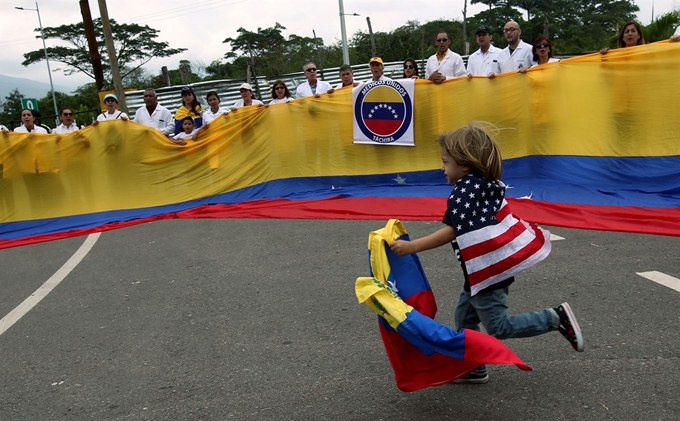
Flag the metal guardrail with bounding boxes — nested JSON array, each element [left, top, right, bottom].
[[122, 60, 429, 116]]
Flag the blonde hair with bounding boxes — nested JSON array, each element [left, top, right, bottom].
[[437, 122, 503, 181]]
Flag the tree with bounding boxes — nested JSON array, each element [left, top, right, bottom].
[[0, 89, 25, 127], [643, 11, 680, 43], [223, 23, 289, 78], [22, 19, 186, 87]]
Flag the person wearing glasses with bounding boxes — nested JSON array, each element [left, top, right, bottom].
[[424, 32, 466, 84], [402, 58, 420, 79], [133, 88, 174, 137], [498, 21, 533, 73], [53, 107, 82, 134], [466, 26, 502, 78], [335, 64, 360, 88], [366, 57, 392, 83], [270, 80, 293, 104], [528, 37, 559, 68], [295, 61, 334, 99]]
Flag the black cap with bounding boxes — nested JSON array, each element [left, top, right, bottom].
[[181, 86, 194, 94], [476, 26, 492, 35]]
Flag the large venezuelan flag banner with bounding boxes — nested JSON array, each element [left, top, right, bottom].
[[1, 41, 679, 248], [355, 219, 531, 392]]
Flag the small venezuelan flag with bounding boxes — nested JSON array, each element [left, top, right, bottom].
[[355, 219, 532, 392]]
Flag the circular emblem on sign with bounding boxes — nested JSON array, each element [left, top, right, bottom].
[[354, 81, 413, 144]]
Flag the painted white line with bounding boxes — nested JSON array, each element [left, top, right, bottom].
[[550, 234, 565, 241], [636, 271, 680, 293], [0, 233, 101, 336]]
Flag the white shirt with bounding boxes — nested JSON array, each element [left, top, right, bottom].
[[498, 40, 534, 73], [231, 99, 264, 109], [334, 82, 356, 89], [425, 49, 466, 79], [364, 75, 393, 84], [14, 125, 48, 134], [269, 97, 292, 104], [295, 80, 333, 99], [202, 107, 229, 125], [134, 103, 174, 136], [674, 26, 680, 36], [466, 45, 502, 76], [53, 123, 82, 134], [530, 57, 560, 68], [173, 128, 198, 141], [97, 110, 129, 122]]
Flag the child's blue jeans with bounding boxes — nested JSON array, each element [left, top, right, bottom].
[[454, 285, 559, 338]]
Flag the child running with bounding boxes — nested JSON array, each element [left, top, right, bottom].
[[389, 122, 583, 384]]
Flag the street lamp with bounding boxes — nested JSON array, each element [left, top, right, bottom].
[[15, 2, 60, 126], [338, 0, 360, 65]]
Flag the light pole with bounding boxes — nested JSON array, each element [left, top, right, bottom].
[[15, 2, 60, 126], [338, 0, 359, 65]]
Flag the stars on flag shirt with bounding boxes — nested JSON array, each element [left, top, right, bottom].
[[442, 174, 552, 296]]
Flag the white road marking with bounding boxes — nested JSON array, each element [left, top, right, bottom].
[[0, 233, 101, 336], [550, 234, 565, 241], [636, 271, 680, 293]]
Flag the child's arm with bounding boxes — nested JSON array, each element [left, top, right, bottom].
[[389, 225, 456, 256]]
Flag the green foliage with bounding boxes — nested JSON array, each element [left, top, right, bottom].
[[21, 18, 186, 87], [643, 11, 680, 43], [0, 89, 25, 127]]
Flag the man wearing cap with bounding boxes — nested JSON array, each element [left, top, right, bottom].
[[425, 31, 466, 84], [295, 61, 334, 99], [498, 20, 533, 73], [95, 94, 129, 123], [231, 83, 264, 110], [365, 57, 392, 83], [133, 88, 174, 136], [53, 107, 82, 134], [466, 26, 502, 78]]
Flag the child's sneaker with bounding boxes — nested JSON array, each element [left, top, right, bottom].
[[453, 365, 489, 384], [555, 302, 584, 352]]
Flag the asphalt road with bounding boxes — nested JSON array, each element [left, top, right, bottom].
[[1, 219, 678, 421]]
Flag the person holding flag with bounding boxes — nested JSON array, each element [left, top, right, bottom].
[[389, 121, 584, 384]]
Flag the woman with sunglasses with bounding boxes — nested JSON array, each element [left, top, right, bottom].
[[174, 86, 204, 134], [402, 59, 420, 79], [530, 37, 559, 67], [270, 80, 292, 104], [518, 37, 559, 73]]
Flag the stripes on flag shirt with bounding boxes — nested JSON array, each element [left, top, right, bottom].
[[442, 174, 552, 296]]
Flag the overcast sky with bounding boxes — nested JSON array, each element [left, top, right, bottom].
[[1, 0, 677, 91]]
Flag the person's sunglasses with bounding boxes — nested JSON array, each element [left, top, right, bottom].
[[504, 28, 519, 33], [62, 113, 74, 116], [537, 43, 550, 48], [275, 86, 285, 90], [404, 64, 415, 69], [436, 38, 448, 42], [305, 68, 317, 72]]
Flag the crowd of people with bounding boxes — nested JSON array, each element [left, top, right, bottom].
[[2, 19, 678, 141]]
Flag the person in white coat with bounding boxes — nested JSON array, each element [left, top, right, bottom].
[[425, 31, 466, 84], [295, 61, 334, 99], [466, 26, 502, 78], [133, 88, 174, 136], [497, 21, 533, 74]]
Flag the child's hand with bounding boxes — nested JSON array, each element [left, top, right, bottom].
[[389, 240, 413, 256]]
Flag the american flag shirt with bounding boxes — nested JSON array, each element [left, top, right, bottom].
[[442, 174, 552, 296]]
